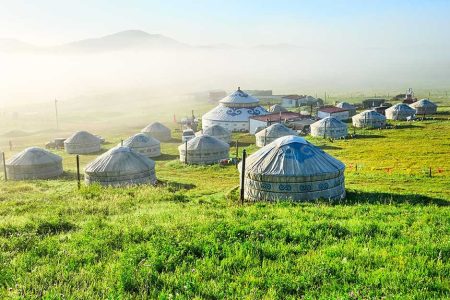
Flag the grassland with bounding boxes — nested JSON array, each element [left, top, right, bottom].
[[0, 94, 449, 299]]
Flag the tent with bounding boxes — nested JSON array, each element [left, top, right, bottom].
[[255, 123, 297, 147], [178, 135, 229, 164], [385, 103, 416, 120], [268, 104, 288, 113], [239, 135, 345, 201], [336, 102, 357, 117], [410, 99, 438, 115], [141, 122, 171, 142], [202, 87, 268, 132], [6, 147, 63, 180], [64, 131, 101, 154], [352, 110, 386, 128], [120, 133, 161, 158], [310, 117, 348, 138], [85, 146, 156, 187], [198, 124, 232, 143]]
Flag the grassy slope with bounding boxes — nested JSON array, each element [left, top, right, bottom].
[[0, 97, 449, 299]]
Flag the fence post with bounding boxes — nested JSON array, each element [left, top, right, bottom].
[[429, 167, 432, 178], [240, 149, 247, 205], [355, 163, 358, 173], [76, 155, 81, 189], [2, 152, 7, 181]]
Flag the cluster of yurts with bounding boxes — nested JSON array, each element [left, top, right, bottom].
[[3, 89, 438, 201]]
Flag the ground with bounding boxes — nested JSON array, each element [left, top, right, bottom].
[[0, 93, 449, 299]]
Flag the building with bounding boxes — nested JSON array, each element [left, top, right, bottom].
[[64, 131, 102, 154], [6, 147, 63, 180], [202, 87, 268, 132], [310, 117, 348, 139], [352, 110, 386, 128], [317, 106, 350, 121], [410, 99, 438, 116], [197, 124, 231, 144], [121, 133, 161, 158], [335, 102, 357, 117], [245, 90, 273, 97], [85, 146, 156, 187], [178, 135, 229, 165], [362, 98, 386, 108], [385, 103, 416, 120], [249, 112, 305, 134], [281, 95, 320, 108], [238, 135, 346, 202], [141, 122, 172, 142], [255, 123, 297, 147], [268, 104, 288, 113]]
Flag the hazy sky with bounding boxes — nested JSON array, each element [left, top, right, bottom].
[[1, 0, 450, 48]]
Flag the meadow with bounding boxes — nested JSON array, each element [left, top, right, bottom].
[[0, 93, 449, 299]]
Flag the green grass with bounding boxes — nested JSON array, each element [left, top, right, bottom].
[[0, 98, 449, 299]]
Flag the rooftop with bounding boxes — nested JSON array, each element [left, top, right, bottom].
[[318, 106, 348, 113], [250, 112, 306, 122]]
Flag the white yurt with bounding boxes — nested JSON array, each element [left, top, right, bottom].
[[178, 135, 230, 165], [239, 135, 345, 201], [336, 102, 357, 117], [310, 117, 348, 139], [64, 131, 101, 154], [141, 122, 171, 142], [202, 87, 268, 132], [120, 133, 161, 158], [268, 104, 288, 113], [385, 103, 416, 120], [352, 110, 387, 128], [197, 124, 232, 143], [410, 99, 438, 115], [255, 123, 297, 147], [85, 146, 156, 187], [6, 147, 63, 180]]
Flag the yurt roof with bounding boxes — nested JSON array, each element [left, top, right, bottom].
[[336, 102, 356, 109], [178, 135, 230, 151], [219, 87, 260, 105], [386, 103, 416, 113], [242, 135, 345, 177], [203, 124, 231, 136], [311, 117, 347, 129], [410, 99, 437, 108], [122, 133, 160, 148], [255, 123, 296, 138], [353, 110, 386, 120], [65, 131, 100, 144], [269, 104, 288, 113], [202, 103, 268, 122], [141, 122, 170, 133], [7, 147, 62, 166], [85, 146, 155, 175]]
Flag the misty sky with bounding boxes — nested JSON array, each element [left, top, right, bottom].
[[1, 0, 450, 48]]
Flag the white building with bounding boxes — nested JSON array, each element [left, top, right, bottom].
[[202, 87, 268, 132], [317, 107, 350, 121], [281, 95, 320, 108], [249, 112, 304, 134]]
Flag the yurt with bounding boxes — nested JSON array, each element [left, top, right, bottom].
[[6, 147, 63, 180], [268, 104, 288, 113], [255, 123, 297, 147], [352, 110, 386, 128], [239, 135, 345, 201], [141, 122, 171, 142], [202, 87, 268, 132], [85, 146, 156, 187], [64, 131, 101, 154], [178, 135, 229, 165], [197, 124, 232, 143], [336, 102, 357, 117], [385, 103, 416, 120], [410, 99, 438, 115], [310, 117, 348, 139], [120, 133, 161, 158]]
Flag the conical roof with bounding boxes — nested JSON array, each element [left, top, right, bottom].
[[65, 131, 100, 144], [410, 99, 437, 109], [269, 104, 288, 113], [255, 123, 297, 139], [178, 135, 230, 152], [386, 103, 415, 114], [353, 110, 386, 121], [219, 87, 260, 106], [202, 124, 231, 137], [141, 122, 170, 134], [336, 102, 356, 110], [242, 136, 345, 180], [85, 146, 155, 175], [121, 133, 160, 148], [7, 147, 62, 166]]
